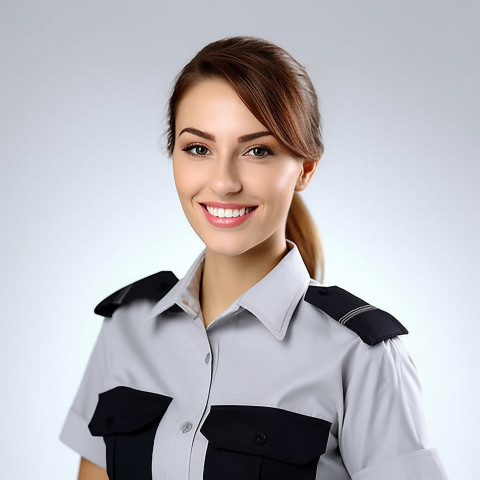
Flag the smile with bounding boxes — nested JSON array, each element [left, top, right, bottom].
[[200, 203, 258, 228], [205, 205, 256, 218]]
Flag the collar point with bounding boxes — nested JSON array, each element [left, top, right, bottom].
[[270, 326, 288, 341]]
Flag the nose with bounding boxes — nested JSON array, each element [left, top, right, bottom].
[[209, 155, 242, 196]]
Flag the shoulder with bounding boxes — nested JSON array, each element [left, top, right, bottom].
[[94, 270, 179, 317], [303, 284, 408, 345]]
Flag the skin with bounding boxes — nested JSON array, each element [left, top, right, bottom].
[[77, 77, 318, 479], [77, 457, 108, 480], [172, 78, 318, 327]]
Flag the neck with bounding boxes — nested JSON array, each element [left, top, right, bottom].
[[199, 235, 290, 328]]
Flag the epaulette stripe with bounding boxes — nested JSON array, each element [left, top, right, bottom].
[[113, 283, 134, 305], [339, 304, 377, 325]]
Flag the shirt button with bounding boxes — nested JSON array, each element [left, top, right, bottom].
[[180, 421, 193, 433], [204, 352, 211, 364], [255, 433, 268, 445]]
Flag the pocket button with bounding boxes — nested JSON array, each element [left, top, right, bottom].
[[105, 416, 115, 429], [255, 432, 268, 445]]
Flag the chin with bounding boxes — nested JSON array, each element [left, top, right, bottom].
[[203, 238, 256, 257], [187, 214, 274, 257], [195, 230, 260, 257]]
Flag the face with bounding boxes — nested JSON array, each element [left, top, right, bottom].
[[172, 78, 317, 257]]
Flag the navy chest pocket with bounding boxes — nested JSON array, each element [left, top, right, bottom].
[[88, 386, 173, 480], [200, 405, 331, 480]]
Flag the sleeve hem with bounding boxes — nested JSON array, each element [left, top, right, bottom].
[[351, 447, 449, 480], [59, 408, 107, 470]]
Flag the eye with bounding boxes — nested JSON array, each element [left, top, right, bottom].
[[245, 145, 274, 158], [181, 144, 210, 156]]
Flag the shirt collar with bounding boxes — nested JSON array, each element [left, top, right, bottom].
[[144, 247, 206, 321], [145, 239, 311, 341]]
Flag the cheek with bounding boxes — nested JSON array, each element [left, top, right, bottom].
[[250, 161, 300, 205], [172, 157, 197, 200]]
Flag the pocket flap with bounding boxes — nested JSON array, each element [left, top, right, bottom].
[[200, 405, 331, 465], [88, 386, 173, 436]]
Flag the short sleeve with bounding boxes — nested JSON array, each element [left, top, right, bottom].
[[339, 336, 449, 480], [59, 317, 112, 469]]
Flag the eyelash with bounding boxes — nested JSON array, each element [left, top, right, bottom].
[[181, 143, 275, 158]]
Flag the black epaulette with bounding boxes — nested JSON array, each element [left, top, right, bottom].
[[94, 271, 179, 318], [304, 285, 408, 345]]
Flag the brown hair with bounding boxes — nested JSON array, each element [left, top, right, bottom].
[[165, 36, 325, 281]]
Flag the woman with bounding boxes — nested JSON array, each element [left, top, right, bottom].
[[60, 36, 449, 480]]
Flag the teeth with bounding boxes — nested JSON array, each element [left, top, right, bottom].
[[205, 205, 255, 218]]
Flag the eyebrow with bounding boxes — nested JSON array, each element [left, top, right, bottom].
[[178, 127, 273, 143]]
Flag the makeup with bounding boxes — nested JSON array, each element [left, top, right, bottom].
[[200, 203, 258, 228]]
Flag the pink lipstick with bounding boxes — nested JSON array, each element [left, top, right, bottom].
[[200, 202, 258, 228]]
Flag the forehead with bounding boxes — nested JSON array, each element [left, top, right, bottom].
[[175, 78, 267, 133]]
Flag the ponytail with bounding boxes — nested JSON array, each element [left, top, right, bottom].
[[286, 192, 324, 282]]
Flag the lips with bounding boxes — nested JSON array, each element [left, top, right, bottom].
[[200, 203, 258, 218], [199, 202, 258, 228]]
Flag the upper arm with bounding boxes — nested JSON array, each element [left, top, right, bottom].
[[339, 337, 449, 479], [60, 318, 113, 469]]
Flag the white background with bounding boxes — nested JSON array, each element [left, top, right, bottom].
[[1, 0, 478, 478]]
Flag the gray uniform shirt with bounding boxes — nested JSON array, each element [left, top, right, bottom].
[[60, 240, 449, 479]]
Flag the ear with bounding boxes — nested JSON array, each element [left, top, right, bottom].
[[295, 158, 319, 192]]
